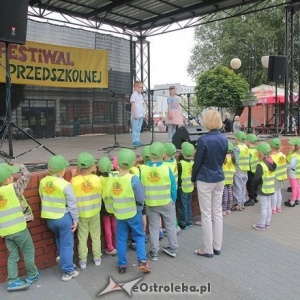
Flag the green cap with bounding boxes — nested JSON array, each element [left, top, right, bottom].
[[270, 138, 281, 149], [149, 142, 165, 159], [181, 142, 194, 157], [164, 142, 177, 156], [0, 163, 19, 183], [117, 149, 136, 169], [246, 134, 257, 143], [141, 145, 151, 161], [98, 157, 112, 173], [235, 131, 247, 142], [228, 142, 234, 152], [255, 142, 271, 155], [288, 137, 300, 146], [48, 155, 69, 173], [77, 152, 95, 169]]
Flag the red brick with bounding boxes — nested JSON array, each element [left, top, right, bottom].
[[24, 189, 39, 198], [30, 226, 49, 235], [34, 238, 56, 249], [0, 250, 8, 259], [34, 247, 44, 256], [44, 244, 58, 254], [31, 233, 42, 242], [42, 231, 55, 239]]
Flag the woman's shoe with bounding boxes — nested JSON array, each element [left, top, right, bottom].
[[194, 249, 213, 258]]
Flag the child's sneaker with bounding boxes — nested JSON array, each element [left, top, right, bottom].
[[162, 247, 177, 258], [222, 211, 227, 216], [106, 249, 117, 255], [25, 270, 41, 284], [179, 223, 188, 230], [265, 224, 270, 229], [272, 209, 277, 214], [94, 258, 101, 266], [148, 251, 159, 261], [129, 242, 136, 251], [226, 210, 231, 215], [61, 270, 79, 282], [118, 266, 127, 274], [186, 223, 192, 228], [252, 224, 266, 231], [176, 226, 181, 234], [79, 261, 87, 269], [159, 228, 164, 240], [138, 261, 151, 273], [276, 207, 281, 213], [284, 200, 295, 207], [295, 200, 300, 205], [7, 279, 30, 291], [56, 255, 60, 263]]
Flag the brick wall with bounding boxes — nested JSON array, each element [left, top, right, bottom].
[[0, 163, 201, 283]]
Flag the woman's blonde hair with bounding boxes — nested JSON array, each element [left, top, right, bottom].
[[224, 112, 230, 119], [203, 110, 223, 130]]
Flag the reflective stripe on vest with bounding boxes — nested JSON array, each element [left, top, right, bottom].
[[100, 175, 113, 214], [237, 144, 250, 171], [164, 160, 178, 183], [107, 173, 137, 220], [180, 160, 194, 193], [249, 148, 259, 173], [271, 152, 287, 180], [260, 162, 275, 194], [0, 184, 26, 237], [40, 176, 68, 219], [72, 174, 102, 218], [141, 164, 171, 206], [222, 154, 236, 185]]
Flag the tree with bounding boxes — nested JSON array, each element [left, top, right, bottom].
[[188, 3, 286, 88], [195, 65, 248, 116]]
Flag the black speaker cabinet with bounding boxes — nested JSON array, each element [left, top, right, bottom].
[[268, 55, 287, 83], [0, 0, 29, 45], [172, 126, 203, 149]]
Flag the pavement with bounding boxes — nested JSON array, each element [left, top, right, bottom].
[[1, 131, 300, 299]]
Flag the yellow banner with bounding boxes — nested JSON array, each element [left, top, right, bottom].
[[0, 41, 108, 88]]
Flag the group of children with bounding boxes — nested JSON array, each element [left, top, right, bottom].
[[0, 140, 196, 291], [226, 130, 298, 231]]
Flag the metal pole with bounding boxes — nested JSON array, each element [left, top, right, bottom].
[[247, 48, 254, 133]]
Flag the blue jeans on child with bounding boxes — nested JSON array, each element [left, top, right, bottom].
[[131, 117, 144, 144], [116, 211, 146, 266], [46, 212, 75, 273], [178, 190, 192, 226]]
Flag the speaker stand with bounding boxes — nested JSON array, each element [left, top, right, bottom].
[[0, 42, 55, 161]]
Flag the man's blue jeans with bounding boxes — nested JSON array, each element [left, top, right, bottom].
[[178, 190, 193, 226], [131, 117, 144, 144]]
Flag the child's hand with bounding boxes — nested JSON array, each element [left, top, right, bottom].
[[71, 222, 78, 233]]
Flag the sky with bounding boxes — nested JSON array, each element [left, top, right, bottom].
[[147, 27, 196, 88]]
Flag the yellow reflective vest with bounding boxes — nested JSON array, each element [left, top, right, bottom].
[[249, 148, 259, 173], [100, 174, 113, 214], [107, 173, 137, 220], [179, 160, 194, 193], [164, 159, 178, 184], [236, 144, 250, 171], [290, 153, 300, 179], [222, 154, 236, 185], [271, 152, 287, 180], [0, 184, 26, 237], [141, 164, 171, 206], [130, 166, 140, 176], [260, 162, 275, 194], [40, 176, 68, 219], [72, 174, 102, 218]]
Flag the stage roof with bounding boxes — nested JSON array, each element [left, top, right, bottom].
[[28, 0, 290, 36]]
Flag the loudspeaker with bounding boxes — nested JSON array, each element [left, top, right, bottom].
[[172, 126, 203, 149], [0, 0, 29, 45], [267, 55, 287, 83]]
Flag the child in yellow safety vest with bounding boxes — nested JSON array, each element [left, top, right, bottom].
[[245, 134, 259, 207], [270, 138, 288, 213], [98, 156, 117, 256], [0, 163, 40, 291], [285, 137, 300, 207], [71, 152, 102, 269], [252, 142, 277, 230], [222, 142, 236, 216], [39, 155, 79, 282], [106, 149, 151, 274], [140, 142, 178, 261], [177, 142, 195, 229], [232, 131, 250, 211], [163, 142, 181, 234]]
